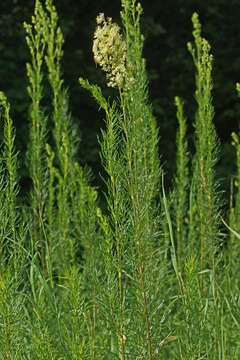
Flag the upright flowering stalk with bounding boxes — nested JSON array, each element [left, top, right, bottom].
[[80, 1, 161, 358], [81, 16, 129, 358]]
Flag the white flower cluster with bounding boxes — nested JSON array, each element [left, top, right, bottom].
[[93, 13, 127, 88]]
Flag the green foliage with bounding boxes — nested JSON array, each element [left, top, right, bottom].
[[188, 12, 220, 293], [0, 0, 239, 359], [81, 2, 164, 358], [173, 96, 189, 271]]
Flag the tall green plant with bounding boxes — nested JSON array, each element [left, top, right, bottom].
[[80, 0, 163, 358], [176, 13, 223, 359], [0, 93, 19, 270], [188, 13, 220, 298], [24, 0, 48, 265], [0, 92, 29, 360], [1, 0, 239, 358], [120, 3, 162, 357], [22, 1, 101, 358]]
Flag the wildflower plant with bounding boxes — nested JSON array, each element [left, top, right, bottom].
[[81, 1, 164, 358], [0, 0, 239, 359]]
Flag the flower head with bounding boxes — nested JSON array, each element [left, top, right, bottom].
[[93, 13, 127, 88]]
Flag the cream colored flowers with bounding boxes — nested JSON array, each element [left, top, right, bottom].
[[93, 13, 127, 88]]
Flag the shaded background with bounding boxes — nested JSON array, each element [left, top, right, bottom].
[[0, 0, 239, 201]]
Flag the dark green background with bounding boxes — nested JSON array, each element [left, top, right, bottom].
[[0, 0, 239, 198]]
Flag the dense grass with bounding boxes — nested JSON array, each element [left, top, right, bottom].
[[0, 0, 239, 358]]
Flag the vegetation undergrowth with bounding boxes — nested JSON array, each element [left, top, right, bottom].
[[0, 0, 239, 358]]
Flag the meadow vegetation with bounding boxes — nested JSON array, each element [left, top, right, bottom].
[[0, 0, 240, 358]]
